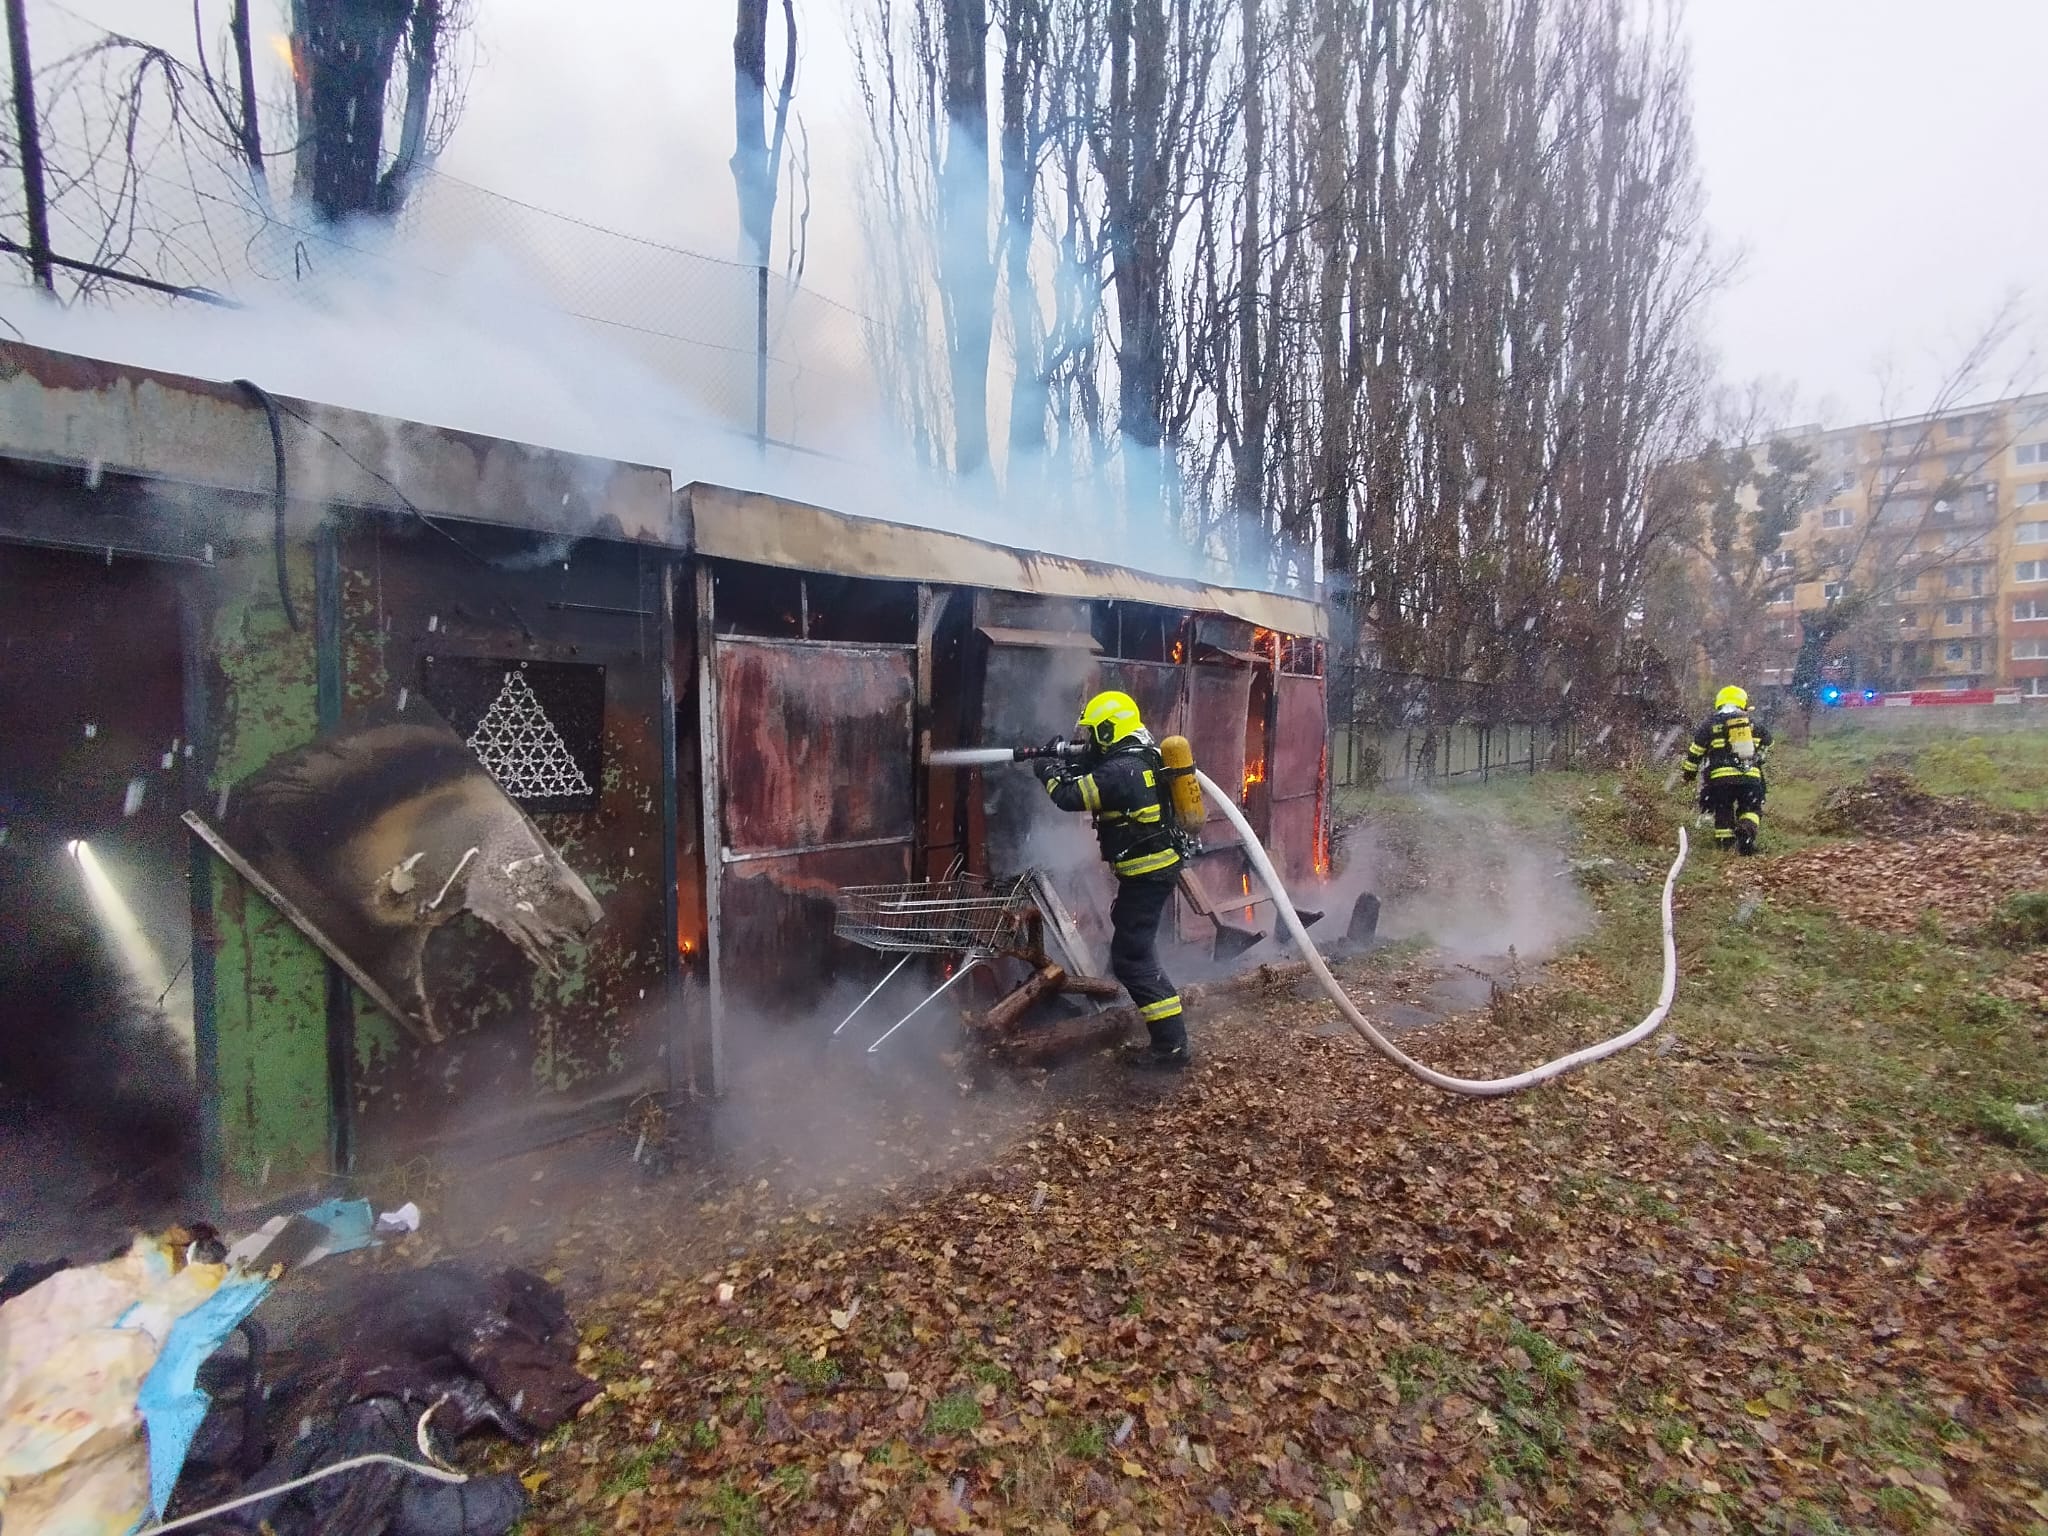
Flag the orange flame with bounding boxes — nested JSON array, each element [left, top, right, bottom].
[[1171, 637, 1186, 664], [1240, 870, 1254, 924], [269, 34, 307, 87]]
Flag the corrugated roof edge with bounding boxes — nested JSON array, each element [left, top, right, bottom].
[[0, 340, 678, 545], [683, 482, 1326, 638]]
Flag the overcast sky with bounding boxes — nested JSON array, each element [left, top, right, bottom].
[[64, 0, 2048, 428]]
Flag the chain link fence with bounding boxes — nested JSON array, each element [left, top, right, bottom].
[[1327, 662, 1584, 788], [1, 0, 876, 450]]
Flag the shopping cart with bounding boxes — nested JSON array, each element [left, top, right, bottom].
[[831, 868, 1110, 1053]]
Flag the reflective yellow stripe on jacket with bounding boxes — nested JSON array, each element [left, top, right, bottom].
[[1114, 848, 1181, 878]]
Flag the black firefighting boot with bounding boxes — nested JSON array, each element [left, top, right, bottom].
[[1736, 812, 1761, 856], [1122, 1017, 1190, 1072]]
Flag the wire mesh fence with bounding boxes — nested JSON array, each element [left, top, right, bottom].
[[0, 0, 877, 450], [1326, 663, 1581, 788]]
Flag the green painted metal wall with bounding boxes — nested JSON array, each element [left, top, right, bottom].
[[199, 545, 333, 1192]]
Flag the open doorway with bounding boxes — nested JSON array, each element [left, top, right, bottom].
[[0, 543, 194, 1263]]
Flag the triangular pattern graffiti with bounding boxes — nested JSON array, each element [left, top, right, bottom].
[[467, 669, 594, 800]]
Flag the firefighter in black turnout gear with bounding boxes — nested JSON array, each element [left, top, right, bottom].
[[1681, 684, 1773, 855], [1034, 691, 1190, 1070]]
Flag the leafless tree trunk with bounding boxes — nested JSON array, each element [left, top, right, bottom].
[[731, 0, 797, 268]]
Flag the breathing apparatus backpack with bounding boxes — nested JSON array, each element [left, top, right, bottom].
[[1157, 735, 1205, 859]]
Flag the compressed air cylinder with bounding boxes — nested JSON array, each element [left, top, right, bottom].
[[1158, 735, 1205, 831]]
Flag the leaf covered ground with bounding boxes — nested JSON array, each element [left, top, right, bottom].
[[480, 731, 2048, 1535]]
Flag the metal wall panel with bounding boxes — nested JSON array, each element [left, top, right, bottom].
[[1185, 665, 1252, 839], [1097, 659, 1184, 740], [341, 521, 671, 1165], [710, 638, 917, 1032], [1270, 675, 1327, 886], [715, 641, 914, 855]]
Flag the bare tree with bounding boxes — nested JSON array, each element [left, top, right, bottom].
[[731, 0, 798, 269]]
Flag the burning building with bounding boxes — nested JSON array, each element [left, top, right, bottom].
[[0, 343, 1329, 1210]]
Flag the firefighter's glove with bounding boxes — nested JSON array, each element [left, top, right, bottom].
[[1032, 757, 1063, 787]]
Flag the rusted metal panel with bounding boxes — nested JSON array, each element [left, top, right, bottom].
[[340, 520, 670, 1166], [1272, 676, 1326, 798], [1268, 798, 1322, 890], [0, 342, 678, 545], [1097, 659, 1184, 740], [714, 640, 914, 855], [719, 843, 913, 1022], [1270, 675, 1326, 886], [977, 626, 1100, 651], [1185, 665, 1252, 836], [685, 482, 1325, 637]]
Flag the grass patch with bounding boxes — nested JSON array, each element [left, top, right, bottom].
[[1062, 1421, 1107, 1459], [927, 1390, 984, 1435], [1988, 890, 2048, 949], [782, 1349, 840, 1389], [1977, 1100, 2048, 1161], [702, 1477, 762, 1536]]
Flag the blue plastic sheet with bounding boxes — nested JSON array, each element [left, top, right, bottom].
[[129, 1198, 376, 1524], [135, 1275, 271, 1520], [297, 1197, 377, 1259]]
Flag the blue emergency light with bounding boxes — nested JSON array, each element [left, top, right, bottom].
[[1821, 686, 1842, 705]]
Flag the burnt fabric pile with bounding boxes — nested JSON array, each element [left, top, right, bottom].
[[203, 1263, 598, 1536]]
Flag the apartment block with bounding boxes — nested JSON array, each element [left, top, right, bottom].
[[1747, 394, 2048, 697]]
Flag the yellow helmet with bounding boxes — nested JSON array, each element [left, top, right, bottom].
[[1715, 684, 1749, 711], [1077, 690, 1145, 749]]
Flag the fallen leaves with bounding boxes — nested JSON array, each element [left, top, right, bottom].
[[1760, 825, 2048, 938], [481, 767, 2048, 1534]]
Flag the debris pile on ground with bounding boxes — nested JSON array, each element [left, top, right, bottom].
[[1903, 1172, 2048, 1402], [1759, 827, 2048, 938], [180, 1261, 598, 1535], [1810, 767, 2030, 839]]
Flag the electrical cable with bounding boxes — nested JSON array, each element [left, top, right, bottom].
[[1192, 769, 1688, 1097], [231, 378, 298, 633], [140, 1400, 468, 1534]]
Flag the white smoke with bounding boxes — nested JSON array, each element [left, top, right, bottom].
[[0, 231, 1289, 593]]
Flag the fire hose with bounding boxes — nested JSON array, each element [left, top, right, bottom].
[[930, 746, 1688, 1097], [1191, 769, 1689, 1098]]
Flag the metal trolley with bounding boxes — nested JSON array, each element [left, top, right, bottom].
[[830, 872, 1043, 1053]]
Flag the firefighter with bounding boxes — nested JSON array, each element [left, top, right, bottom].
[[1680, 684, 1773, 855], [1033, 691, 1189, 1070]]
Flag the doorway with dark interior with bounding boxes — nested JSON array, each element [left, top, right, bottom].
[[0, 542, 196, 1266]]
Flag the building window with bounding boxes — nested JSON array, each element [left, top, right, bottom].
[[1946, 417, 1974, 439], [2024, 676, 2048, 698], [2020, 560, 2048, 583], [1821, 507, 1853, 530], [1763, 549, 1794, 572], [1971, 641, 1984, 668], [2018, 443, 2048, 467], [1899, 611, 1920, 628], [1945, 603, 1965, 625], [1769, 587, 1792, 606], [2019, 521, 2048, 544], [2018, 598, 2048, 622], [1823, 581, 1846, 600], [1944, 642, 1965, 662], [2020, 483, 2048, 505], [1946, 566, 1971, 589], [2015, 639, 2048, 661]]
